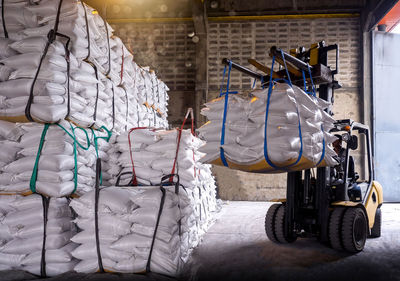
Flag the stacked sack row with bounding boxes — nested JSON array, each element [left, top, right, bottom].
[[0, 195, 77, 276], [0, 120, 111, 197], [0, 0, 169, 131], [0, 120, 110, 276], [69, 183, 192, 275], [0, 0, 218, 278], [198, 82, 339, 172], [105, 123, 219, 266]]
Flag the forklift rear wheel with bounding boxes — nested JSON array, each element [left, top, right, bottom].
[[328, 207, 346, 250], [274, 204, 297, 243], [265, 204, 281, 243], [370, 207, 382, 238], [341, 207, 368, 252]]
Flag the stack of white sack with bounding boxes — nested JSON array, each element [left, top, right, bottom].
[[70, 185, 193, 276], [105, 128, 219, 257], [0, 119, 111, 197], [0, 120, 23, 170], [198, 83, 339, 172], [0, 0, 169, 130], [0, 194, 77, 276], [111, 35, 169, 130]]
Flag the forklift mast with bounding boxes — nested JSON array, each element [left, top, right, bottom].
[[269, 42, 341, 242]]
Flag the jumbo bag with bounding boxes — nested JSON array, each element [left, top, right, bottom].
[[198, 81, 338, 173]]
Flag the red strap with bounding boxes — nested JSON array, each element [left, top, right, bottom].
[[127, 127, 148, 186], [169, 108, 194, 182]]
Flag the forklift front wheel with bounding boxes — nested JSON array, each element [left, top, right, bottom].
[[265, 203, 281, 243], [274, 204, 297, 243], [328, 207, 346, 250], [341, 207, 368, 252]]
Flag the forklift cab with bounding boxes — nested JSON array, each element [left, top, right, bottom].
[[330, 119, 374, 204], [265, 118, 383, 253]]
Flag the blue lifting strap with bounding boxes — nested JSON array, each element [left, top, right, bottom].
[[219, 61, 238, 167], [263, 55, 303, 171]]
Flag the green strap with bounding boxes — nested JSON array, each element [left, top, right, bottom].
[[69, 122, 78, 194], [90, 129, 99, 158], [91, 126, 112, 156], [30, 124, 50, 193], [57, 123, 90, 195], [90, 126, 112, 185], [97, 126, 112, 142], [30, 122, 112, 195], [56, 123, 90, 151]]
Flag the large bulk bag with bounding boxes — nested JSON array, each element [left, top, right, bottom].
[[105, 110, 219, 261], [70, 179, 191, 276], [0, 120, 111, 197], [198, 82, 338, 173]]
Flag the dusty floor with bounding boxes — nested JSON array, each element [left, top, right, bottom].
[[1, 202, 399, 281], [184, 201, 400, 281]]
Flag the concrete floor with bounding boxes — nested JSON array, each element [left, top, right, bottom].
[[2, 202, 399, 281], [183, 201, 400, 281]]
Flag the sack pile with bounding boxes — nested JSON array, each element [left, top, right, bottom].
[[0, 119, 111, 197], [70, 185, 191, 276], [0, 0, 169, 131], [105, 128, 219, 261], [198, 83, 338, 172], [0, 194, 77, 276], [0, 0, 218, 278]]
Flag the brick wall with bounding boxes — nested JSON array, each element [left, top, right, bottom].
[[207, 18, 360, 94], [207, 17, 362, 201]]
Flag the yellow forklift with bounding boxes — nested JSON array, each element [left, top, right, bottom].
[[222, 42, 383, 252]]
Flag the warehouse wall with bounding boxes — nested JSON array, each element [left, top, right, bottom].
[[111, 22, 197, 128], [112, 16, 362, 201], [207, 16, 362, 200]]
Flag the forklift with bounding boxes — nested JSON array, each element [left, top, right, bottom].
[[222, 41, 383, 252]]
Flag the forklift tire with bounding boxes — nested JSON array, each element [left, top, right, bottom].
[[274, 204, 297, 243], [370, 207, 382, 238], [341, 207, 368, 253], [265, 204, 281, 243], [328, 207, 346, 250]]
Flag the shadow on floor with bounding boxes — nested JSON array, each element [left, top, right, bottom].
[[183, 237, 400, 281]]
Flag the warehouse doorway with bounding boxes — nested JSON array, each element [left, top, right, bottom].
[[372, 31, 400, 202]]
